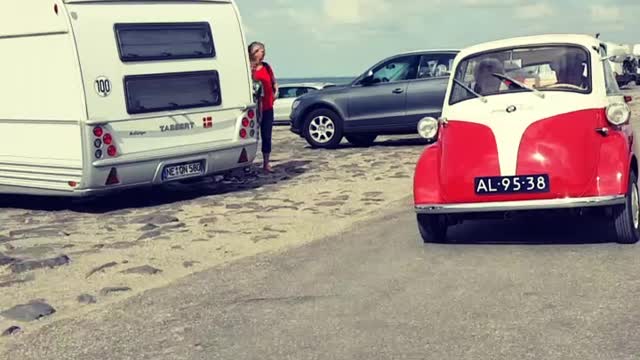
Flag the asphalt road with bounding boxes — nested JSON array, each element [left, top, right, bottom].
[[5, 196, 640, 360]]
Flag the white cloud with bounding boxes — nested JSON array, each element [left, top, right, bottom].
[[514, 3, 554, 19], [323, 0, 402, 25], [323, 0, 362, 24], [590, 5, 622, 23], [462, 0, 526, 6]]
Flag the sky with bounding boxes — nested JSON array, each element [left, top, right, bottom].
[[235, 0, 640, 78]]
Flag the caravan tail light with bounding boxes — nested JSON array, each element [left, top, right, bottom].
[[92, 125, 117, 158], [239, 109, 257, 139]]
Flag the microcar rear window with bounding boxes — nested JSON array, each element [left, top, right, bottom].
[[449, 45, 591, 105]]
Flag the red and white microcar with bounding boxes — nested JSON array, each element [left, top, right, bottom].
[[413, 34, 637, 244]]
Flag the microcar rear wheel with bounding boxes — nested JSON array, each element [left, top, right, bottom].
[[613, 172, 640, 244], [417, 214, 448, 243]]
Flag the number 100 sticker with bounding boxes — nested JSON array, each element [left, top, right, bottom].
[[95, 76, 112, 97]]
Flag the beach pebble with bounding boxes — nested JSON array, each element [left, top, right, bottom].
[[2, 326, 22, 337], [77, 294, 97, 304], [1, 301, 56, 322], [100, 287, 132, 296], [10, 255, 70, 274], [132, 214, 179, 225], [120, 265, 162, 275], [9, 226, 69, 239], [137, 230, 163, 241], [86, 261, 118, 278], [139, 224, 158, 231], [0, 253, 16, 266]]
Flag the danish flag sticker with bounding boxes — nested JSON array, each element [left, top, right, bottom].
[[203, 116, 213, 128]]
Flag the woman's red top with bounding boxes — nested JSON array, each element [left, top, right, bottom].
[[253, 65, 276, 111]]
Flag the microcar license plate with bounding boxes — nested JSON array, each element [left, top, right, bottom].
[[474, 174, 550, 195], [162, 160, 205, 181]]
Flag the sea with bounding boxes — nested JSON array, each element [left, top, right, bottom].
[[278, 76, 355, 86]]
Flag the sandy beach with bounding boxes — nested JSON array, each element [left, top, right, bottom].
[[0, 125, 429, 345]]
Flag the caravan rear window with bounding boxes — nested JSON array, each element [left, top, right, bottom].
[[124, 71, 222, 114], [114, 22, 215, 62]]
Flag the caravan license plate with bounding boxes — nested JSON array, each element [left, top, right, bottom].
[[474, 174, 549, 195], [162, 160, 205, 181]]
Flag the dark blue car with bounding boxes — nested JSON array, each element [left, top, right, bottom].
[[290, 49, 460, 148]]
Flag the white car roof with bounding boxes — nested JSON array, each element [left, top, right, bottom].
[[278, 82, 333, 88], [456, 33, 601, 59], [398, 49, 461, 55]]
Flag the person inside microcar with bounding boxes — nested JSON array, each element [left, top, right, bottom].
[[549, 50, 589, 89], [452, 45, 594, 104]]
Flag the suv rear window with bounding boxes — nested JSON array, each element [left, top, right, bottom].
[[124, 71, 222, 114], [114, 22, 215, 62]]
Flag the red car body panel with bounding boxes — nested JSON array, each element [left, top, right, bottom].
[[413, 109, 634, 205]]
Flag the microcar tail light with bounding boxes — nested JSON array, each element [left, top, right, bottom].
[[606, 103, 631, 126], [107, 145, 117, 157], [239, 129, 247, 138], [93, 126, 103, 137], [625, 96, 633, 103], [103, 133, 113, 145], [248, 110, 255, 119], [242, 118, 250, 127]]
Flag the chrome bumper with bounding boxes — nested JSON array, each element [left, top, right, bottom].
[[415, 195, 626, 214]]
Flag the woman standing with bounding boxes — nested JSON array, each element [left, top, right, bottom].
[[248, 41, 277, 173]]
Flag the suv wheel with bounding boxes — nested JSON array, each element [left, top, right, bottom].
[[303, 109, 344, 148], [345, 134, 377, 147]]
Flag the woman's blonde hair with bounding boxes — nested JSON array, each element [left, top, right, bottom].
[[248, 41, 265, 62]]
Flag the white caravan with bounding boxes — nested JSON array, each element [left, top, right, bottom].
[[0, 0, 259, 197]]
